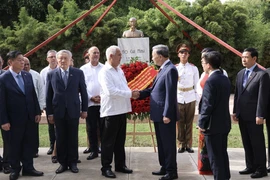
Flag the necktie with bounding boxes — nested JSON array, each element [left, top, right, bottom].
[[16, 74, 25, 94], [63, 70, 68, 88], [243, 70, 250, 87]]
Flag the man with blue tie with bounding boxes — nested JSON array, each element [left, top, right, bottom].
[[233, 48, 269, 178], [46, 50, 88, 174], [138, 44, 179, 180], [0, 51, 43, 180]]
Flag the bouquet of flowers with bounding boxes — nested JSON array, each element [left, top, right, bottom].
[[121, 58, 157, 120]]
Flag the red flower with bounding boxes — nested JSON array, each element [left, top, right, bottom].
[[121, 60, 151, 120]]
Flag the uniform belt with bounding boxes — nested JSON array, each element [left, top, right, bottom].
[[178, 87, 193, 92]]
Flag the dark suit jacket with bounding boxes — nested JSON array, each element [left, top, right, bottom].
[[198, 70, 231, 135], [46, 67, 88, 119], [0, 70, 41, 126], [266, 68, 270, 121], [0, 69, 5, 75], [233, 65, 270, 121], [140, 61, 179, 122]]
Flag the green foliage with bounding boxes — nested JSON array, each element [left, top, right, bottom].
[[0, 0, 269, 83]]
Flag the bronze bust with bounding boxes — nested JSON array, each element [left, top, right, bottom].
[[122, 17, 144, 38]]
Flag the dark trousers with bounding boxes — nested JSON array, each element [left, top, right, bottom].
[[46, 109, 56, 148], [86, 106, 101, 153], [266, 118, 270, 167], [101, 114, 127, 171], [33, 123, 39, 154], [9, 121, 36, 173], [239, 120, 267, 172], [154, 121, 177, 173], [54, 111, 79, 166], [205, 133, 230, 180], [1, 129, 10, 167]]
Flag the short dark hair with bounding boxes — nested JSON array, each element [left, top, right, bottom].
[[201, 47, 215, 54], [152, 44, 169, 58], [6, 50, 23, 60], [243, 48, 258, 59], [202, 51, 222, 69]]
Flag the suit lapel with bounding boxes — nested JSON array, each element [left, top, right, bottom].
[[152, 61, 171, 88], [67, 67, 73, 88], [56, 68, 65, 88], [7, 70, 24, 94], [241, 66, 258, 93]]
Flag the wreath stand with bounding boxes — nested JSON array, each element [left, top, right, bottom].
[[126, 119, 156, 152]]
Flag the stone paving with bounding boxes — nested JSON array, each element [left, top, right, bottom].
[[0, 147, 269, 180]]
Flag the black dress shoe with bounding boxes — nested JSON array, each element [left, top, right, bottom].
[[102, 169, 116, 178], [77, 159, 81, 163], [9, 172, 19, 180], [51, 156, 58, 163], [55, 165, 68, 174], [159, 173, 178, 180], [186, 147, 194, 153], [83, 148, 91, 154], [87, 152, 98, 160], [267, 167, 270, 173], [69, 164, 79, 173], [152, 169, 166, 175], [250, 171, 268, 178], [3, 166, 11, 174], [22, 169, 44, 176], [33, 153, 39, 158], [178, 148, 185, 153], [47, 147, 53, 155], [115, 166, 133, 174], [239, 168, 255, 174]]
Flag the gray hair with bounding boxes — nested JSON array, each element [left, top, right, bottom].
[[106, 45, 120, 60], [56, 50, 72, 59], [47, 50, 57, 57], [129, 17, 137, 21], [152, 44, 169, 58]]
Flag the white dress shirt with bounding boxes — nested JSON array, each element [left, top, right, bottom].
[[29, 69, 45, 110], [98, 62, 132, 118], [40, 65, 56, 108], [80, 62, 104, 107], [176, 62, 200, 104]]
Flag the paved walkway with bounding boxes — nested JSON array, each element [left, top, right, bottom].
[[0, 147, 269, 180]]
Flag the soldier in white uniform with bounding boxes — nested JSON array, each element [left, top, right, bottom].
[[176, 43, 199, 153]]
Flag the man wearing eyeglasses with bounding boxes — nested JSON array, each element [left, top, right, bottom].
[[176, 43, 199, 154], [40, 50, 58, 156]]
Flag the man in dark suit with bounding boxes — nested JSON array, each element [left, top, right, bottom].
[[46, 50, 88, 174], [138, 44, 179, 180], [233, 48, 269, 178], [265, 68, 270, 173], [0, 51, 43, 180], [198, 51, 231, 180], [0, 54, 11, 174]]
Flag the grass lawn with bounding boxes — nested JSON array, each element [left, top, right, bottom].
[[0, 122, 268, 148]]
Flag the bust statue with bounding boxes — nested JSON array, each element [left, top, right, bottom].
[[122, 17, 144, 38]]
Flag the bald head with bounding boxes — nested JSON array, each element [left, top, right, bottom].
[[0, 55, 3, 70], [88, 46, 100, 66], [23, 57, 31, 72]]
